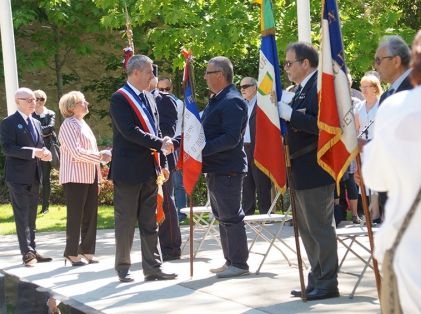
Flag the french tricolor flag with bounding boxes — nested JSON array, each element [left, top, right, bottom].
[[317, 0, 358, 188], [178, 51, 206, 195]]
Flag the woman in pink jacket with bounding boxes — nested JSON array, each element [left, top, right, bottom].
[[58, 91, 111, 266]]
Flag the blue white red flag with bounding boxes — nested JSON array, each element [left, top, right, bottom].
[[317, 0, 358, 187], [178, 51, 206, 195], [254, 0, 286, 191]]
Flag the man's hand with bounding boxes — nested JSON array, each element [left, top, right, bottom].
[[162, 168, 170, 182], [161, 136, 174, 155], [100, 150, 112, 164], [357, 138, 367, 153], [277, 100, 293, 121], [35, 147, 52, 161]]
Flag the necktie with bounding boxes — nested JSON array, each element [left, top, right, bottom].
[[139, 93, 153, 116], [26, 117, 37, 143]]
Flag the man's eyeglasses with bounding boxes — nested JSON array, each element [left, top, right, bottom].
[[240, 84, 255, 90], [284, 60, 303, 68], [374, 56, 394, 65], [36, 97, 45, 102], [17, 98, 36, 103], [205, 70, 221, 75], [159, 87, 171, 92]]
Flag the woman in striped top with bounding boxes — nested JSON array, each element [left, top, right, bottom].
[[58, 91, 111, 266]]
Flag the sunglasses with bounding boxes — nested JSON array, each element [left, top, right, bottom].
[[284, 59, 303, 68], [36, 97, 45, 101], [159, 87, 171, 92], [240, 84, 255, 90]]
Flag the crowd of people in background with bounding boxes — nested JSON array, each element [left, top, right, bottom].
[[1, 28, 420, 311]]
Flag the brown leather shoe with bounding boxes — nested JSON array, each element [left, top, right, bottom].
[[23, 251, 37, 266], [35, 252, 52, 263]]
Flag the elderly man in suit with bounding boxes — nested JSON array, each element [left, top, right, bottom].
[[374, 35, 412, 217], [376, 35, 412, 104], [240, 76, 272, 215], [277, 42, 339, 300], [109, 54, 177, 282], [202, 56, 249, 278], [0, 87, 53, 266]]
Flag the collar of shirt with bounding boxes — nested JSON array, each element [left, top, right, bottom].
[[299, 70, 317, 90], [391, 68, 411, 92], [246, 94, 257, 107], [127, 81, 142, 96], [18, 110, 30, 122]]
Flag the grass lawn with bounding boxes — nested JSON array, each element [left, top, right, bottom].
[[0, 204, 192, 235], [0, 204, 115, 235]]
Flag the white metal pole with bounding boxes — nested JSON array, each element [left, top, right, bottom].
[[297, 0, 312, 43], [0, 0, 19, 115]]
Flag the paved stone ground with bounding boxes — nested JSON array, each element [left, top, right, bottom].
[[0, 223, 381, 313]]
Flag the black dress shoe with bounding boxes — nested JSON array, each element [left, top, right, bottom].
[[306, 288, 339, 301], [144, 271, 178, 281], [118, 273, 134, 283], [23, 251, 37, 266], [35, 252, 52, 263], [162, 255, 181, 262], [290, 288, 313, 297]]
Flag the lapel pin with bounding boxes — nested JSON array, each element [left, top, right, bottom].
[[18, 124, 23, 129]]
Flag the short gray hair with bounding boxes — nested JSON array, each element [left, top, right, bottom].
[[127, 55, 153, 76], [208, 56, 234, 83], [242, 77, 257, 86], [379, 35, 411, 67]]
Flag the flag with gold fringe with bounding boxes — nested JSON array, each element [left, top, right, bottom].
[[317, 0, 358, 188]]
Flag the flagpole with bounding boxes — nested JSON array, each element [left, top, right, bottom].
[[355, 154, 382, 297], [189, 195, 194, 277], [283, 137, 307, 301]]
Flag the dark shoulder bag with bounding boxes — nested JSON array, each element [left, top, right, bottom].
[[380, 186, 421, 314]]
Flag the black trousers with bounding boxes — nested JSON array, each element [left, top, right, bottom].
[[63, 178, 98, 256], [6, 181, 39, 256], [206, 173, 249, 270], [158, 171, 182, 257], [40, 160, 51, 211], [113, 179, 161, 276], [242, 144, 272, 215]]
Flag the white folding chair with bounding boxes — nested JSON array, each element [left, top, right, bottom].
[[336, 224, 379, 298], [180, 201, 221, 258], [244, 191, 297, 274]]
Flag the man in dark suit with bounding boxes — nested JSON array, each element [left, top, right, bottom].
[[109, 55, 177, 282], [0, 87, 53, 266], [153, 83, 182, 261], [202, 56, 249, 278], [278, 43, 339, 300], [374, 35, 412, 218], [240, 76, 272, 215]]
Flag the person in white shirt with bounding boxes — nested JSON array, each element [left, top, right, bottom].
[[362, 30, 421, 314]]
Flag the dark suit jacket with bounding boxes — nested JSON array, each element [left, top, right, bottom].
[[155, 91, 178, 171], [248, 100, 257, 154], [0, 111, 44, 184], [32, 108, 57, 148], [287, 72, 333, 190], [201, 84, 248, 174], [109, 87, 166, 184], [379, 74, 413, 104]]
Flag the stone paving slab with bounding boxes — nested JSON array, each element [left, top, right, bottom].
[[0, 224, 381, 313]]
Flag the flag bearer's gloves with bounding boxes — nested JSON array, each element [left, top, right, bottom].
[[277, 101, 292, 121]]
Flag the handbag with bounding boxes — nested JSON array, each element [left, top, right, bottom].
[[380, 186, 421, 314]]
